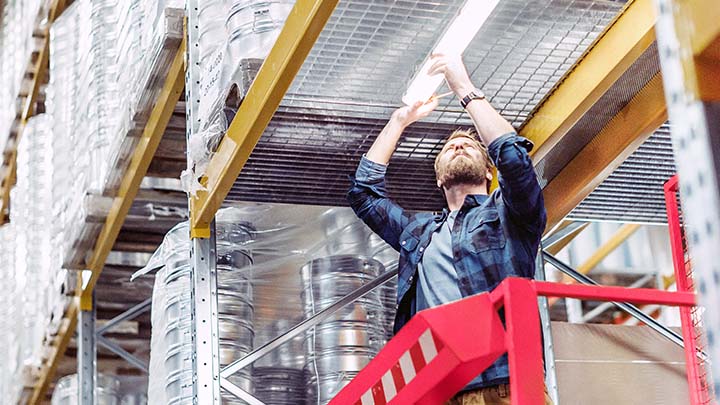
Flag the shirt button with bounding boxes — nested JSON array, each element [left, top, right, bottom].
[[419, 247, 424, 252], [401, 240, 406, 246]]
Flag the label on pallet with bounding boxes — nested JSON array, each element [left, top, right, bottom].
[[198, 47, 226, 129]]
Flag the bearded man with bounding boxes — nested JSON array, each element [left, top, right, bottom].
[[347, 54, 550, 405]]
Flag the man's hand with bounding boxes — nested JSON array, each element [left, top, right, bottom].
[[428, 53, 515, 146], [391, 98, 439, 129], [366, 99, 438, 165], [428, 53, 474, 97]]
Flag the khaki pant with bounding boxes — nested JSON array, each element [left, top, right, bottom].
[[445, 383, 554, 405]]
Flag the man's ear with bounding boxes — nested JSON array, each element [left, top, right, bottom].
[[437, 179, 442, 188], [486, 170, 493, 182]]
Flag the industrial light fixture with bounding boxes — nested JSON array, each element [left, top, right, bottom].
[[402, 0, 500, 106]]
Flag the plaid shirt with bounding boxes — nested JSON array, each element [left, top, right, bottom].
[[347, 132, 546, 387]]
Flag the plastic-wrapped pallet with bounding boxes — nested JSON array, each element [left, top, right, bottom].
[[133, 209, 255, 405], [0, 224, 23, 404], [0, 0, 47, 151], [185, 1, 295, 196], [8, 114, 69, 386]]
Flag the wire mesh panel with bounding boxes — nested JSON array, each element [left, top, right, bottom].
[[568, 124, 677, 224], [665, 176, 716, 404], [227, 0, 624, 210]]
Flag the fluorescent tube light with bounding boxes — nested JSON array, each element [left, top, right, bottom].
[[402, 0, 500, 106]]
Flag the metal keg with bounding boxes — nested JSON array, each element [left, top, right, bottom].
[[380, 276, 398, 342], [217, 221, 255, 404], [226, 0, 295, 63], [301, 256, 385, 405], [51, 374, 121, 405], [254, 367, 306, 405]]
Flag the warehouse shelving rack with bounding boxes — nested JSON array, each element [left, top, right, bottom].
[[0, 0, 717, 402], [3, 6, 188, 401]]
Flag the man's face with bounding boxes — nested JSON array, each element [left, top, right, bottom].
[[435, 136, 490, 189]]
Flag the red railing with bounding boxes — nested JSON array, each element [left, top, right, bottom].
[[664, 175, 716, 404], [331, 277, 696, 405]]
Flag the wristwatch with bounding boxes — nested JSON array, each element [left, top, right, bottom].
[[460, 88, 486, 109]]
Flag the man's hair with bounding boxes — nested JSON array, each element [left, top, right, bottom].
[[434, 129, 494, 174]]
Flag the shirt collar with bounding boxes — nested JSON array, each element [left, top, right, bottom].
[[434, 194, 489, 222], [464, 193, 489, 208]]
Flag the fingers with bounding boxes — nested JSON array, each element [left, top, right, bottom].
[[417, 98, 439, 115], [427, 59, 448, 77]]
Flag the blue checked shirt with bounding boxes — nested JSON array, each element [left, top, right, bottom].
[[347, 132, 546, 388]]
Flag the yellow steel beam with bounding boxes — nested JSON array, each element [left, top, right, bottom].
[[575, 223, 642, 276], [79, 38, 186, 310], [549, 223, 641, 306], [28, 297, 79, 405], [190, 0, 339, 232], [541, 74, 667, 231], [672, 0, 720, 101], [519, 0, 657, 162]]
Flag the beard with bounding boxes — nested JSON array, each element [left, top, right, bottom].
[[436, 155, 487, 189]]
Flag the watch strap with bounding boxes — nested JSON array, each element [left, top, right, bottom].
[[460, 89, 486, 109]]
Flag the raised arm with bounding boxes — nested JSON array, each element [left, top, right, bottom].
[[348, 101, 438, 250], [429, 54, 546, 233], [366, 100, 439, 164], [427, 53, 514, 147]]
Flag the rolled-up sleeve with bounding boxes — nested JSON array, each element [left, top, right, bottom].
[[488, 133, 546, 234], [347, 156, 411, 251]]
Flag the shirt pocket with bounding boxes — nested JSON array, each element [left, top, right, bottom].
[[467, 210, 506, 253], [399, 233, 419, 252]]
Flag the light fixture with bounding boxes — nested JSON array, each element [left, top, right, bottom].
[[402, 0, 500, 106]]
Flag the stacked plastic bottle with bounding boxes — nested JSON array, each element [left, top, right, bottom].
[[0, 0, 46, 150], [10, 114, 68, 378], [114, 0, 144, 132], [0, 224, 23, 404], [84, 0, 121, 193]]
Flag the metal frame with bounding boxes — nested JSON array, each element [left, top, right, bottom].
[[76, 295, 151, 403], [535, 251, 559, 405], [186, 1, 223, 402], [95, 298, 152, 374], [655, 0, 720, 397], [78, 293, 96, 404], [518, 0, 668, 232]]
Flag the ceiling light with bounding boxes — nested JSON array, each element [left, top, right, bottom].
[[402, 0, 500, 106]]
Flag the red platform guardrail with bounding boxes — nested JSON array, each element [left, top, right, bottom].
[[331, 277, 696, 405]]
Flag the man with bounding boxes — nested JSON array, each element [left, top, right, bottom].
[[347, 54, 551, 405]]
